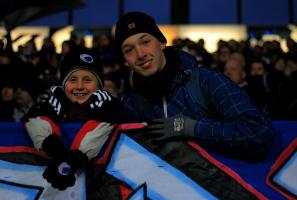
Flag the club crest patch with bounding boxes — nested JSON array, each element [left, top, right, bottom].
[[80, 54, 93, 63], [58, 162, 71, 176]]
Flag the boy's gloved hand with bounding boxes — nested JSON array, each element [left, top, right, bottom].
[[47, 86, 69, 117], [146, 115, 196, 142], [86, 90, 121, 123], [43, 150, 88, 190], [88, 90, 112, 109], [42, 134, 88, 190]]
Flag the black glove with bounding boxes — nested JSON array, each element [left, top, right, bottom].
[[33, 86, 69, 123], [42, 134, 65, 159], [146, 115, 196, 142], [43, 150, 88, 190], [24, 86, 69, 124], [86, 90, 121, 123], [42, 134, 88, 190], [87, 90, 112, 109], [47, 86, 69, 117]]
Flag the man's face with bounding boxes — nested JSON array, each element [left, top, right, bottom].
[[121, 33, 166, 77], [224, 59, 246, 84]]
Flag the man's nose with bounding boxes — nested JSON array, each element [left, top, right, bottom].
[[135, 46, 146, 58]]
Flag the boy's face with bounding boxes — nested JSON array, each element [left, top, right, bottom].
[[121, 33, 166, 77], [64, 69, 99, 104]]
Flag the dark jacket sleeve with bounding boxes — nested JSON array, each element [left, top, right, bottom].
[[193, 67, 274, 158]]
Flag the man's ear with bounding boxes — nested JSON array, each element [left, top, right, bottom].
[[161, 42, 166, 50]]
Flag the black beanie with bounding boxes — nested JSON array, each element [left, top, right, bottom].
[[115, 12, 167, 51], [59, 50, 103, 88]]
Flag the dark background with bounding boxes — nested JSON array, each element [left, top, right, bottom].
[[20, 0, 295, 26]]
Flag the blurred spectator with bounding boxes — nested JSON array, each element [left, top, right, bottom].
[[286, 69, 297, 118], [104, 73, 122, 98], [187, 43, 212, 67], [92, 33, 117, 62], [285, 37, 297, 59], [37, 38, 59, 91], [0, 51, 10, 65], [224, 57, 250, 95], [284, 54, 297, 77], [60, 40, 78, 61], [0, 81, 36, 122], [228, 39, 240, 52], [0, 39, 5, 52], [248, 58, 288, 118], [93, 33, 113, 50], [0, 82, 16, 121], [172, 38, 184, 49], [247, 59, 270, 113], [214, 43, 233, 71], [12, 83, 36, 122], [19, 40, 37, 63], [281, 54, 297, 119], [273, 56, 287, 74], [102, 56, 130, 94]]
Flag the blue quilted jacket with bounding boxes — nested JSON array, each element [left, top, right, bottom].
[[120, 47, 274, 157]]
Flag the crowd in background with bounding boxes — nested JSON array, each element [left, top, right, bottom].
[[0, 33, 297, 122]]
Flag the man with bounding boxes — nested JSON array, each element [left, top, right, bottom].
[[115, 12, 273, 158], [224, 55, 250, 95]]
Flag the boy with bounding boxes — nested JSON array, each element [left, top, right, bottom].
[[24, 50, 120, 190]]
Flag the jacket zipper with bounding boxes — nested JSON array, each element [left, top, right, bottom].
[[163, 96, 168, 119]]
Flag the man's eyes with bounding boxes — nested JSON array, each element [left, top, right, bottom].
[[142, 39, 150, 45], [123, 48, 132, 54], [122, 39, 151, 54]]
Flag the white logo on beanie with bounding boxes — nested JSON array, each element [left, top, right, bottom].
[[80, 54, 93, 63]]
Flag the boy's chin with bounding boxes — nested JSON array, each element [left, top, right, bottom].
[[72, 98, 88, 105]]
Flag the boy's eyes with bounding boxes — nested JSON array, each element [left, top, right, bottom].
[[84, 78, 92, 82], [69, 77, 77, 82], [68, 77, 93, 82]]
